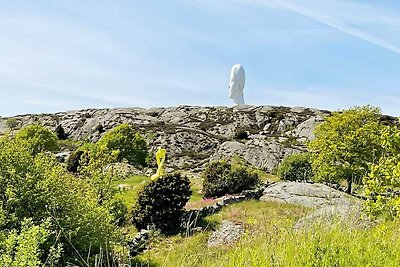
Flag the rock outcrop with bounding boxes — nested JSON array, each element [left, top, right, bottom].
[[260, 181, 372, 228], [260, 182, 358, 208], [0, 105, 329, 171]]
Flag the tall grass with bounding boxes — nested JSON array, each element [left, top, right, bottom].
[[134, 201, 400, 267]]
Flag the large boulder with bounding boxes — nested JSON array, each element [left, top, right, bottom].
[[260, 181, 359, 208], [260, 182, 373, 228]]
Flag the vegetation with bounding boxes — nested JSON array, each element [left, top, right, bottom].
[[0, 135, 116, 265], [15, 124, 59, 154], [97, 123, 148, 167], [132, 173, 191, 233], [202, 158, 260, 197], [5, 118, 18, 131], [363, 124, 400, 219], [308, 106, 384, 193], [4, 106, 400, 266], [54, 124, 68, 140], [277, 153, 313, 181]]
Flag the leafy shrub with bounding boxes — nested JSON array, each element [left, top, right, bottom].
[[132, 173, 191, 232], [66, 150, 85, 173], [66, 143, 94, 173], [277, 153, 313, 181], [202, 158, 260, 197], [15, 124, 58, 154], [0, 137, 116, 264], [0, 218, 61, 266], [97, 123, 148, 166], [364, 125, 400, 219], [108, 198, 128, 226], [54, 124, 68, 140]]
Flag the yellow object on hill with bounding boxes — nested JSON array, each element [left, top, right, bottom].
[[151, 147, 166, 180]]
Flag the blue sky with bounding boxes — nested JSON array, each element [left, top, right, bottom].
[[1, 0, 400, 116]]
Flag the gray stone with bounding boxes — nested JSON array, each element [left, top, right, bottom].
[[105, 162, 144, 177], [261, 182, 359, 208], [0, 105, 333, 172], [208, 220, 244, 247], [210, 140, 301, 172], [55, 151, 71, 163]]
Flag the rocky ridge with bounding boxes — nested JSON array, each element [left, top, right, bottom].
[[0, 105, 329, 171]]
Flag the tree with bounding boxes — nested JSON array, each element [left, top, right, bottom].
[[363, 124, 400, 219], [277, 153, 313, 181], [308, 106, 384, 194], [15, 124, 58, 154], [0, 137, 116, 265], [97, 123, 148, 166], [5, 118, 18, 131]]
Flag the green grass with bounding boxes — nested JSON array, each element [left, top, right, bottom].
[[132, 200, 400, 267], [114, 175, 206, 208], [113, 175, 149, 208], [115, 172, 279, 211]]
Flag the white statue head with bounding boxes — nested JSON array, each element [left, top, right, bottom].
[[228, 64, 245, 106]]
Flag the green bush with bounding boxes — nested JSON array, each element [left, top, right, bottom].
[[15, 124, 58, 154], [132, 173, 191, 232], [277, 153, 313, 181], [97, 123, 148, 166], [0, 218, 61, 266], [202, 158, 260, 197], [0, 137, 116, 264], [66, 150, 84, 173]]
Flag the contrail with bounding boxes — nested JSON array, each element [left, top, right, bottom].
[[248, 0, 400, 55], [277, 0, 400, 55]]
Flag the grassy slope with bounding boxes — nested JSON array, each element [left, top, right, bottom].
[[134, 201, 400, 267], [116, 173, 400, 267]]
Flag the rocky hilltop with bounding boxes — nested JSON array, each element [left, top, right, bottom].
[[0, 105, 329, 172]]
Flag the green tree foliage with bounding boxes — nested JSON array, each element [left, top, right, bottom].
[[5, 118, 18, 131], [364, 124, 400, 219], [277, 153, 313, 181], [0, 137, 116, 265], [0, 218, 61, 267], [97, 123, 148, 166], [308, 106, 384, 194], [132, 173, 191, 233], [202, 158, 260, 197], [15, 124, 59, 154]]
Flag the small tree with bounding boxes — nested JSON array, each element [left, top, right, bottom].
[[5, 118, 18, 131], [277, 153, 313, 181], [97, 123, 148, 166], [15, 124, 59, 154], [308, 106, 384, 194]]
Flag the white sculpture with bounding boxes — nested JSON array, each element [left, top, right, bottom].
[[228, 64, 246, 106]]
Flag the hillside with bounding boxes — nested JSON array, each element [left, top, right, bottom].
[[0, 105, 329, 172]]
